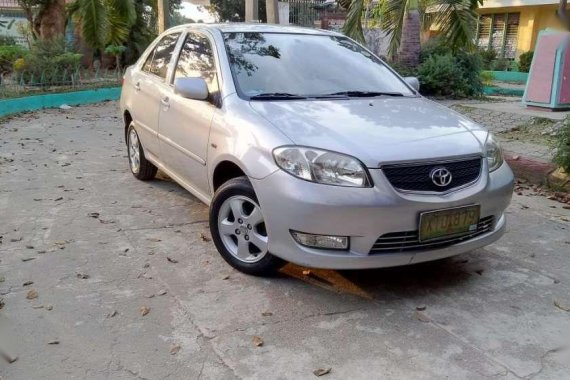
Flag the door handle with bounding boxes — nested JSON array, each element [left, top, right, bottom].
[[161, 96, 170, 108], [134, 82, 141, 91]]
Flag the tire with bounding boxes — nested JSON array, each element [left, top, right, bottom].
[[127, 123, 157, 181], [209, 176, 285, 276]]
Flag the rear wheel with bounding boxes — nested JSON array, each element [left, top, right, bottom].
[[210, 176, 285, 276], [127, 123, 157, 180]]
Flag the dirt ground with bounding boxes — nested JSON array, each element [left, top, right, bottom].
[[1, 102, 570, 379]]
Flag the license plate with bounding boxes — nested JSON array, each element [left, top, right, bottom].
[[419, 205, 480, 242]]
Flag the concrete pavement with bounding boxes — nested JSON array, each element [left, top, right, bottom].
[[1, 102, 570, 379]]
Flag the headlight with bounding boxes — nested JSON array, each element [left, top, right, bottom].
[[485, 133, 503, 172], [273, 146, 371, 187]]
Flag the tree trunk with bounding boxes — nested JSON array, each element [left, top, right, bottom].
[[559, 0, 570, 30], [34, 0, 66, 40], [398, 9, 421, 68]]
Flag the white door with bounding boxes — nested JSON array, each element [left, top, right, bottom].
[[131, 32, 182, 158], [158, 32, 220, 197]]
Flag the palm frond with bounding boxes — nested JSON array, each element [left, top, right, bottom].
[[382, 0, 409, 59], [105, 0, 136, 45], [342, 0, 366, 43], [76, 0, 109, 49], [432, 0, 478, 52]]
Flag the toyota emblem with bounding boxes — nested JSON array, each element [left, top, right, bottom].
[[430, 167, 453, 187]]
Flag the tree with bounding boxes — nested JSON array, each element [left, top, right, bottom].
[[18, 0, 66, 40], [207, 0, 266, 22], [68, 0, 136, 51], [558, 0, 570, 30], [342, 0, 481, 66]]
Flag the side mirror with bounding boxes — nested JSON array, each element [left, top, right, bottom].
[[174, 77, 209, 100], [404, 76, 420, 92]]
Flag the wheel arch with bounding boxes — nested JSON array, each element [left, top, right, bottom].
[[212, 160, 247, 192], [123, 109, 133, 145]]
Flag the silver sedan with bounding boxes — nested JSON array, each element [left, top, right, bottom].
[[119, 23, 514, 276]]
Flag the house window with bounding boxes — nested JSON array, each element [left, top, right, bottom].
[[477, 13, 520, 59]]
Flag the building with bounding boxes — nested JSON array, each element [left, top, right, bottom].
[[477, 0, 567, 58], [0, 0, 29, 46]]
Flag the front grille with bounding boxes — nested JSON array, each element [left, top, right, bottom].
[[382, 157, 482, 192], [369, 216, 495, 254]]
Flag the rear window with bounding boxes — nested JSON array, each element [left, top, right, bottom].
[[142, 33, 181, 79]]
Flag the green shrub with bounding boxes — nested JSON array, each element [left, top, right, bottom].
[[418, 52, 483, 98], [419, 38, 451, 63], [389, 62, 418, 78], [481, 71, 495, 86], [554, 118, 570, 173], [0, 45, 27, 75], [479, 49, 497, 70], [16, 38, 82, 85], [491, 58, 511, 71], [518, 51, 534, 73]]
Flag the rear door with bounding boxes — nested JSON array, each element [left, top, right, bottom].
[[130, 32, 181, 159], [158, 31, 221, 197]]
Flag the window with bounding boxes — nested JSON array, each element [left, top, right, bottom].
[[174, 33, 219, 93], [142, 33, 181, 79], [477, 13, 520, 59]]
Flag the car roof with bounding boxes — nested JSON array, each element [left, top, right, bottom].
[[166, 23, 342, 37]]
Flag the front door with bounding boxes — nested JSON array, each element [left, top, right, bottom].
[[158, 31, 220, 198]]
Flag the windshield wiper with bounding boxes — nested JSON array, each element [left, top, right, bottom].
[[319, 91, 405, 98], [249, 93, 307, 100]]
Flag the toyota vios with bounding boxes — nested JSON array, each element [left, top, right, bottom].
[[120, 24, 514, 276]]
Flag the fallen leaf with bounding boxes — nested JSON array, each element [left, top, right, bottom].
[[554, 300, 570, 312], [147, 238, 161, 242], [22, 281, 34, 287], [167, 256, 178, 264], [474, 269, 484, 276], [157, 290, 167, 296], [302, 270, 311, 276], [54, 197, 63, 202], [0, 276, 4, 283], [47, 340, 59, 345], [140, 305, 150, 316], [0, 350, 17, 363], [0, 298, 4, 310], [26, 289, 38, 300], [25, 245, 34, 249], [415, 310, 431, 323], [45, 305, 53, 311], [313, 368, 332, 377], [107, 310, 118, 318], [261, 311, 273, 317], [199, 232, 211, 242], [252, 335, 264, 347], [416, 305, 427, 311], [221, 275, 230, 280], [87, 212, 100, 218], [170, 344, 181, 355], [76, 273, 90, 279], [21, 257, 35, 262]]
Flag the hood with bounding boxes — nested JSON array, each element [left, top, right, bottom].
[[249, 97, 488, 168]]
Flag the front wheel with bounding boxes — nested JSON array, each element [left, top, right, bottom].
[[209, 176, 285, 276]]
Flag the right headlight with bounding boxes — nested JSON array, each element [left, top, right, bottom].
[[485, 133, 504, 172], [273, 146, 371, 187]]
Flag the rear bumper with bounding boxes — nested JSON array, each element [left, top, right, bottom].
[[251, 162, 514, 269]]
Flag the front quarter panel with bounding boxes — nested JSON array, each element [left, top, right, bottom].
[[207, 94, 294, 190]]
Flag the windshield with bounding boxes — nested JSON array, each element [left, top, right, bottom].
[[223, 32, 415, 99]]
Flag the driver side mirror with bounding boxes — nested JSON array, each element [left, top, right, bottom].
[[404, 76, 420, 92], [174, 77, 209, 100]]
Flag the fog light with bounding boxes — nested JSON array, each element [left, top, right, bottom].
[[290, 231, 349, 250]]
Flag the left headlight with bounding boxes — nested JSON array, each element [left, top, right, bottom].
[[485, 133, 504, 172], [273, 146, 371, 187]]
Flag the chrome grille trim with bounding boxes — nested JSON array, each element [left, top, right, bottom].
[[369, 216, 495, 254]]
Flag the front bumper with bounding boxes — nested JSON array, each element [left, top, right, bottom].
[[251, 162, 514, 269]]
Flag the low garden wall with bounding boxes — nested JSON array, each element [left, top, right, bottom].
[[0, 87, 121, 118]]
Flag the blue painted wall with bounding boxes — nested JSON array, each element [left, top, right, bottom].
[[0, 87, 121, 118]]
